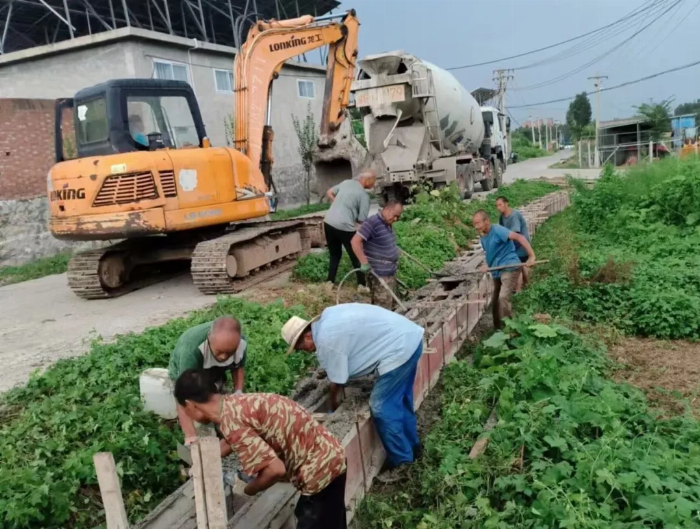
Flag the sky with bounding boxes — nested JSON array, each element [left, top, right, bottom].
[[330, 0, 700, 127]]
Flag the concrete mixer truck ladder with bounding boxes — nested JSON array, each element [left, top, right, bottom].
[[411, 64, 444, 156]]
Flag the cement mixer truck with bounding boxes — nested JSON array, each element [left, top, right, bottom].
[[351, 51, 509, 201]]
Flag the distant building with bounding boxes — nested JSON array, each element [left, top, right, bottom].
[[598, 117, 670, 166]]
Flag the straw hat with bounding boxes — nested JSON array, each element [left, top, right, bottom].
[[281, 315, 319, 355]]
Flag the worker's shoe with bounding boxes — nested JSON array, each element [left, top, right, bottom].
[[357, 285, 370, 294], [376, 463, 410, 484]]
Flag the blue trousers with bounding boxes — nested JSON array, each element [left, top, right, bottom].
[[369, 342, 422, 467]]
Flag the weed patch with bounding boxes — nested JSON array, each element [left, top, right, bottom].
[[0, 253, 71, 286], [357, 319, 700, 528]]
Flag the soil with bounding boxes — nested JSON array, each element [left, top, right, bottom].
[[611, 337, 700, 417]]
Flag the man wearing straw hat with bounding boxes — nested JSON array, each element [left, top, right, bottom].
[[281, 303, 425, 470]]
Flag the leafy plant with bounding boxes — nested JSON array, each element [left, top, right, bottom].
[[635, 98, 673, 142], [292, 103, 319, 205], [518, 158, 700, 339], [0, 298, 314, 528], [357, 319, 700, 528]]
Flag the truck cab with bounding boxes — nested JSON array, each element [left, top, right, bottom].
[[481, 106, 510, 173]]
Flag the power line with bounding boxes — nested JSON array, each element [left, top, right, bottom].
[[509, 57, 700, 109], [513, 0, 682, 91], [445, 0, 666, 71], [513, 0, 665, 71]]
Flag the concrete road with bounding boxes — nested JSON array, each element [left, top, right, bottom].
[[503, 149, 599, 184], [0, 150, 597, 392]]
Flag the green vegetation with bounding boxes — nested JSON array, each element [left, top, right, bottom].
[[512, 132, 548, 161], [293, 180, 559, 288], [0, 298, 314, 529], [357, 318, 700, 528], [0, 253, 71, 286], [566, 92, 592, 140], [635, 98, 673, 142], [269, 202, 330, 220], [520, 158, 700, 339], [357, 160, 700, 527]]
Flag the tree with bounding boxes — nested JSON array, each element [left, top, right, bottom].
[[566, 92, 592, 140], [675, 99, 700, 118], [635, 99, 673, 142], [292, 103, 319, 205], [223, 115, 235, 146]]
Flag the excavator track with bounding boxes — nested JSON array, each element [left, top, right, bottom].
[[67, 239, 189, 300], [191, 220, 312, 295]]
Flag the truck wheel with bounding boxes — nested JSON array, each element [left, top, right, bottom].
[[493, 159, 504, 188], [480, 162, 495, 192]]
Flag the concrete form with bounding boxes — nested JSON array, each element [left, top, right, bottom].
[[134, 188, 571, 529]]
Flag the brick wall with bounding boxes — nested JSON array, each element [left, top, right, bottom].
[[0, 99, 57, 201]]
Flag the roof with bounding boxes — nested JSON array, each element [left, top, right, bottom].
[[598, 117, 646, 130], [0, 0, 340, 55], [471, 87, 497, 105], [0, 26, 327, 73]]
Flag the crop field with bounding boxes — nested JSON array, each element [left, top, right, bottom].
[[0, 180, 557, 529], [356, 157, 700, 528]]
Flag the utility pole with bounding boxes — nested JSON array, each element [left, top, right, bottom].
[[588, 74, 608, 168], [545, 119, 550, 151], [493, 69, 514, 114], [529, 115, 536, 144]]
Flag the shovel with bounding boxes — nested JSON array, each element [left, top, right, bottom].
[[398, 247, 450, 278], [432, 260, 549, 283]]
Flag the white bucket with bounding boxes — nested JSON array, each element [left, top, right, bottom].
[[140, 368, 178, 420]]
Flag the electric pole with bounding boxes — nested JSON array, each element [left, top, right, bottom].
[[529, 115, 536, 144], [493, 69, 514, 114], [588, 74, 608, 168]]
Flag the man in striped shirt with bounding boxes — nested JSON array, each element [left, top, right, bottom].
[[351, 201, 403, 309]]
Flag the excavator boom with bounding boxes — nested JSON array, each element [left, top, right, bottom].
[[233, 10, 359, 185]]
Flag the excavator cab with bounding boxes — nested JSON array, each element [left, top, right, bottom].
[[55, 79, 207, 162]]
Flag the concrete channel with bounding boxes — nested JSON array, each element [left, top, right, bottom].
[[135, 189, 571, 529]]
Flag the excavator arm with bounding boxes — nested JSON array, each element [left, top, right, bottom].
[[233, 10, 359, 190]]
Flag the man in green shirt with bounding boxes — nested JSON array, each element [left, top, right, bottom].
[[168, 317, 247, 447]]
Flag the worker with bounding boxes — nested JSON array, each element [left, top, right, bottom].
[[324, 170, 377, 292], [282, 303, 424, 471], [472, 210, 535, 329], [174, 369, 347, 529], [168, 317, 247, 448], [495, 196, 532, 287], [128, 114, 149, 147], [350, 200, 403, 309]]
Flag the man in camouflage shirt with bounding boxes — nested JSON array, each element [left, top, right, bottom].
[[175, 369, 348, 529]]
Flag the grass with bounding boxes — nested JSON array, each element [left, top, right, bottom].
[[269, 202, 330, 220], [0, 253, 71, 286]]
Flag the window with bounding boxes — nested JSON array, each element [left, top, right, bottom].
[[153, 59, 190, 83], [297, 79, 315, 99], [127, 95, 199, 149], [214, 69, 234, 93], [76, 98, 109, 145]]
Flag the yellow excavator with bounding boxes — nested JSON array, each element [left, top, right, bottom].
[[49, 10, 359, 299]]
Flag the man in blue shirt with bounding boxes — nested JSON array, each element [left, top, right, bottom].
[[496, 196, 532, 287], [472, 210, 535, 329], [282, 303, 424, 469], [351, 200, 403, 309]]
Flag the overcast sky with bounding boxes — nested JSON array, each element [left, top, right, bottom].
[[334, 0, 700, 126]]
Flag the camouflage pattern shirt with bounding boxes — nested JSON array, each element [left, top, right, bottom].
[[220, 394, 346, 495]]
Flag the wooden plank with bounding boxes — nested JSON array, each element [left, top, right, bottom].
[[199, 437, 227, 529], [190, 441, 209, 529], [93, 452, 130, 529]]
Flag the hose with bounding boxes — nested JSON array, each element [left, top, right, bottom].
[[335, 267, 408, 311]]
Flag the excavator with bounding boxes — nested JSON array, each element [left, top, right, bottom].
[[48, 10, 359, 299]]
